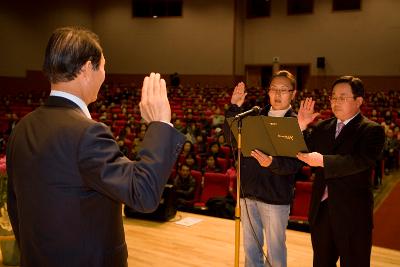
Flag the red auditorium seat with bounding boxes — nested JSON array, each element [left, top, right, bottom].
[[177, 154, 186, 165], [91, 112, 100, 120], [172, 110, 183, 116], [204, 110, 212, 117], [125, 132, 135, 140], [112, 126, 124, 137], [14, 107, 33, 117], [123, 139, 133, 151], [194, 172, 230, 209], [300, 166, 312, 180], [289, 181, 313, 223], [216, 157, 229, 173], [114, 120, 126, 127], [195, 154, 203, 169], [117, 113, 126, 119], [190, 170, 203, 205], [111, 107, 121, 113], [362, 106, 373, 114], [0, 120, 8, 133], [220, 146, 232, 159], [206, 136, 216, 146], [320, 110, 332, 117], [227, 170, 237, 201]]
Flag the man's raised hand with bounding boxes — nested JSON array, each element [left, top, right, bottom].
[[139, 73, 171, 124]]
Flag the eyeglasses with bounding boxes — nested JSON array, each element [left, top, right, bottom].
[[329, 96, 355, 103], [268, 87, 294, 95]]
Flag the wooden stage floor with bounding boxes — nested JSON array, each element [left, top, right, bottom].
[[124, 211, 400, 267], [1, 211, 399, 266]]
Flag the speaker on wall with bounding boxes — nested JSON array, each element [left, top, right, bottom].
[[317, 57, 325, 69]]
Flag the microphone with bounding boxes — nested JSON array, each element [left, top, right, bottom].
[[234, 106, 261, 119]]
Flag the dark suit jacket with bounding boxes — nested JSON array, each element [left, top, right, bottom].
[[305, 113, 385, 234], [6, 96, 185, 267]]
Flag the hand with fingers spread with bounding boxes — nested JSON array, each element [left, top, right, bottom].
[[298, 97, 320, 131], [251, 149, 273, 167], [231, 82, 247, 107], [139, 72, 171, 124]]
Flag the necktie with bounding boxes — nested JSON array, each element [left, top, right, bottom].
[[321, 121, 346, 202], [335, 122, 345, 138]]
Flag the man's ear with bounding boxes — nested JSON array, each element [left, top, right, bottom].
[[80, 61, 92, 79], [291, 90, 297, 101], [356, 96, 363, 108]]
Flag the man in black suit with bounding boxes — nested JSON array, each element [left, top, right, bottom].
[[297, 76, 385, 267], [6, 26, 185, 267]]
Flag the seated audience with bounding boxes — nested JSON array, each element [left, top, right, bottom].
[[173, 164, 197, 209], [173, 118, 185, 132], [226, 163, 237, 199], [194, 133, 207, 155], [184, 153, 200, 171], [202, 154, 222, 174], [117, 139, 130, 157], [181, 140, 195, 158], [383, 128, 399, 175], [208, 141, 225, 158], [210, 107, 225, 128], [183, 122, 198, 144]]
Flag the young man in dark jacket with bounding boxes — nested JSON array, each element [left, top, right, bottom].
[[225, 71, 302, 267]]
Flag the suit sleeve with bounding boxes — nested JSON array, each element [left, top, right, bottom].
[[78, 121, 185, 212], [323, 123, 385, 179], [267, 156, 304, 176]]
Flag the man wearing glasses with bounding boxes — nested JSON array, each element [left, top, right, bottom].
[[225, 70, 303, 267], [297, 76, 385, 267]]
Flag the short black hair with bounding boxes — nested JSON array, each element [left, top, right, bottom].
[[43, 26, 103, 83], [332, 76, 365, 98], [179, 163, 191, 170], [271, 70, 296, 90]]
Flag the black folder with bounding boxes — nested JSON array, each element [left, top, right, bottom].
[[226, 116, 308, 158]]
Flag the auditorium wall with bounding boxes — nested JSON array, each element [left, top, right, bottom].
[[0, 0, 399, 92], [92, 0, 234, 76], [0, 1, 93, 78], [245, 0, 400, 76]]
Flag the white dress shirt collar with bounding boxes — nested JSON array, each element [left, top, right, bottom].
[[337, 112, 360, 126], [50, 90, 92, 119], [268, 105, 292, 118]]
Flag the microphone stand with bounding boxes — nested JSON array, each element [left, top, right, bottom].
[[234, 118, 242, 267]]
